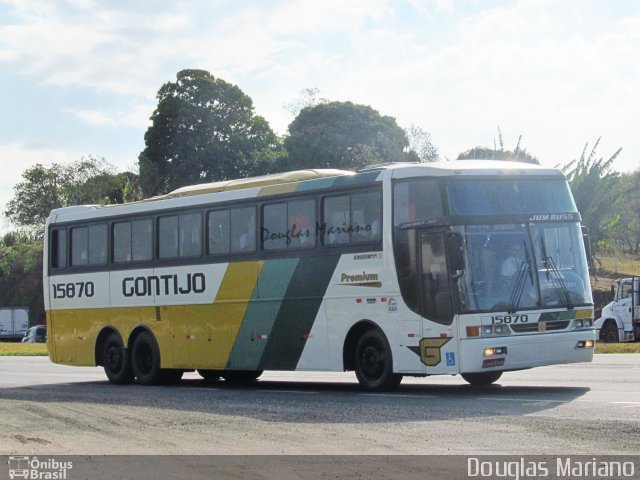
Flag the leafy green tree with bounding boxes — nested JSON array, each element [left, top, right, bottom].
[[405, 124, 439, 162], [284, 101, 411, 171], [0, 232, 44, 323], [562, 137, 622, 249], [138, 69, 280, 196], [457, 133, 539, 164], [5, 156, 139, 236], [608, 171, 640, 254]]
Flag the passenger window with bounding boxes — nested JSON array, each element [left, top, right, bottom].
[[113, 222, 131, 262], [179, 213, 202, 257], [71, 227, 89, 266], [351, 191, 381, 243], [71, 224, 107, 266], [288, 199, 315, 249], [208, 210, 230, 255], [159, 216, 178, 259], [263, 203, 287, 250], [322, 190, 381, 245], [89, 224, 107, 265], [51, 229, 67, 269], [132, 219, 153, 261], [231, 207, 256, 253], [323, 195, 350, 245]]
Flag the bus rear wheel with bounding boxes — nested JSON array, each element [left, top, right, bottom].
[[461, 371, 502, 386], [354, 329, 402, 391], [131, 331, 163, 385], [102, 333, 134, 384]]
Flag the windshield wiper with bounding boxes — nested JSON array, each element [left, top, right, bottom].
[[540, 237, 574, 310], [507, 260, 529, 314]]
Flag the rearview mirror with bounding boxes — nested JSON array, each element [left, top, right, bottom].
[[446, 233, 465, 272]]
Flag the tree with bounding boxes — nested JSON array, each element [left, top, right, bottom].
[[0, 232, 44, 323], [5, 156, 139, 236], [405, 124, 439, 162], [284, 101, 411, 171], [457, 129, 539, 164], [138, 69, 280, 196], [604, 171, 640, 254], [562, 137, 622, 249]]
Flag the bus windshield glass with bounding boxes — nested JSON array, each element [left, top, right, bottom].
[[446, 178, 576, 215], [458, 222, 591, 313]]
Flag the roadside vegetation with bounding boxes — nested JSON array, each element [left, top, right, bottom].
[[0, 343, 48, 356]]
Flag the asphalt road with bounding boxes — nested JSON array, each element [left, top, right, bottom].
[[0, 355, 639, 455]]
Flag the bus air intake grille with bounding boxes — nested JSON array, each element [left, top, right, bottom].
[[510, 320, 570, 333]]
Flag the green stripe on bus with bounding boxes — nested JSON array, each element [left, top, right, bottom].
[[226, 258, 299, 370], [258, 254, 341, 370]]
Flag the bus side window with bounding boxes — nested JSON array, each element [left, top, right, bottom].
[[208, 210, 230, 255], [159, 216, 178, 259], [179, 212, 202, 258], [323, 195, 350, 245], [51, 228, 67, 269], [288, 199, 315, 249], [113, 221, 132, 262], [71, 227, 88, 266], [132, 219, 153, 261], [351, 190, 381, 243], [263, 203, 287, 251], [231, 207, 256, 253]]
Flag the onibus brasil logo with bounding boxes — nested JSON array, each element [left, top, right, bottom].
[[7, 456, 73, 479]]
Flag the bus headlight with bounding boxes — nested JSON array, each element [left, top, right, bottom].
[[576, 340, 595, 349], [484, 347, 507, 357], [575, 319, 584, 328]]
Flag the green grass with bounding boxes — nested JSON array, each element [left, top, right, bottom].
[[595, 342, 640, 354], [0, 343, 48, 356]]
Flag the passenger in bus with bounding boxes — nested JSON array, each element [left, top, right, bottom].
[[501, 242, 523, 279]]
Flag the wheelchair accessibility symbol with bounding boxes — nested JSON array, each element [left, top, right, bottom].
[[446, 352, 456, 366]]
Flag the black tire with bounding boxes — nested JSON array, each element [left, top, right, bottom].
[[354, 329, 402, 391], [461, 371, 503, 386], [222, 370, 263, 382], [131, 331, 163, 385], [600, 321, 619, 343], [102, 333, 134, 385], [198, 369, 222, 382]]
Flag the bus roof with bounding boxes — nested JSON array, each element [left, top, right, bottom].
[[46, 161, 565, 224]]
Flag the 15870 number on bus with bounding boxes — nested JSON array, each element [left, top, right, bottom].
[[491, 314, 528, 324], [52, 281, 95, 299]]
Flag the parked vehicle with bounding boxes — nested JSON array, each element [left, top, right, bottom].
[[22, 325, 47, 343], [595, 277, 640, 342], [0, 308, 29, 341]]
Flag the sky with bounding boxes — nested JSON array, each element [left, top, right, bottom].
[[1, 0, 638, 232]]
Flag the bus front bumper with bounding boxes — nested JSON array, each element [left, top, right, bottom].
[[458, 329, 596, 374]]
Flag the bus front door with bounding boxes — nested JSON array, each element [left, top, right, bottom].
[[417, 230, 459, 374]]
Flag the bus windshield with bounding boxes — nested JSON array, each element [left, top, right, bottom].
[[446, 178, 576, 215], [457, 222, 591, 313]]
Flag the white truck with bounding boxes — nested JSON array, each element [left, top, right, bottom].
[[0, 308, 30, 341], [595, 277, 640, 342]]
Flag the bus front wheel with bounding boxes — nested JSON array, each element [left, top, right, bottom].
[[354, 329, 402, 391], [461, 371, 502, 386], [131, 331, 163, 385], [103, 333, 134, 385]]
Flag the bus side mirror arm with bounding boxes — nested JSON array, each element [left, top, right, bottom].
[[446, 232, 465, 274]]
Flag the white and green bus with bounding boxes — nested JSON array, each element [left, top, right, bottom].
[[44, 161, 595, 391]]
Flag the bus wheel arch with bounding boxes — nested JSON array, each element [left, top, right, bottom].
[[96, 327, 134, 385], [343, 321, 402, 391]]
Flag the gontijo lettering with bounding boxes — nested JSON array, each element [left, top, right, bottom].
[[122, 273, 206, 297]]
